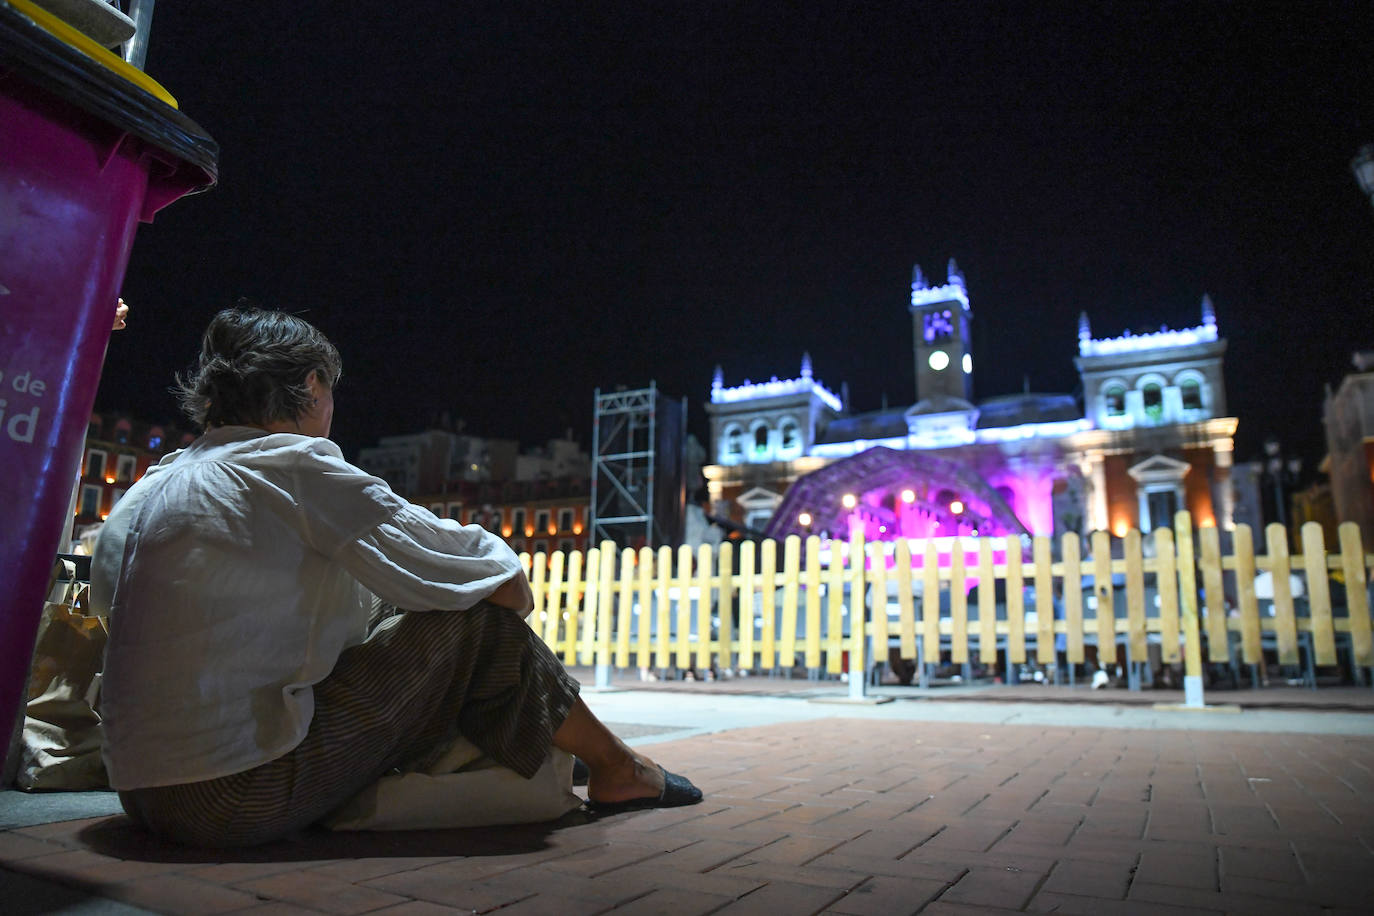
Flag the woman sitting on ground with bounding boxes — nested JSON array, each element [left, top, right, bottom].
[[91, 306, 700, 847]]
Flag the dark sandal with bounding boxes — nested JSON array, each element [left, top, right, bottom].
[[585, 766, 703, 815]]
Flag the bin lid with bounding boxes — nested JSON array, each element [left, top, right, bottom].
[[1, 0, 218, 194]]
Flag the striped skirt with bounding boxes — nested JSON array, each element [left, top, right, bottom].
[[118, 601, 580, 846]]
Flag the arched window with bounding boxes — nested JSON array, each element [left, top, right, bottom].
[[1142, 383, 1163, 421], [724, 425, 743, 460], [779, 418, 800, 453], [1180, 379, 1202, 411], [752, 424, 770, 456], [1104, 385, 1126, 416]]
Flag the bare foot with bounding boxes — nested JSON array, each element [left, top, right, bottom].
[[585, 749, 666, 804]]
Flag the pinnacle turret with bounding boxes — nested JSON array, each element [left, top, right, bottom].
[[911, 263, 928, 290], [947, 258, 965, 289]]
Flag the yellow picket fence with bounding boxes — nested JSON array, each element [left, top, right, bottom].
[[519, 513, 1374, 686]]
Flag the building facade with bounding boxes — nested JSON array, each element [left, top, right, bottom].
[[356, 430, 519, 497], [703, 261, 1239, 545], [1323, 351, 1374, 546], [73, 412, 190, 548], [356, 430, 593, 556]]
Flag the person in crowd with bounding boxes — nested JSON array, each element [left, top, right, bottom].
[[91, 306, 700, 847]]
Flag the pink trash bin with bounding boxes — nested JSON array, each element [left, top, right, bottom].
[[0, 2, 217, 754]]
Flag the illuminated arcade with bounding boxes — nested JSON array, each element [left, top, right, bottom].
[[766, 447, 1027, 543]]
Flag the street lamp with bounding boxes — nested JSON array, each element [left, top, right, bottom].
[[1352, 145, 1374, 209], [1263, 437, 1302, 532]]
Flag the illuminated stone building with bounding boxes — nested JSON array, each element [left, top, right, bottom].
[[703, 261, 1238, 543]]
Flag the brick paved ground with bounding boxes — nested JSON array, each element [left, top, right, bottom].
[[4, 716, 1374, 915]]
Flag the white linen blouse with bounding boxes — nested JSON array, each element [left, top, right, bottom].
[[91, 426, 523, 791]]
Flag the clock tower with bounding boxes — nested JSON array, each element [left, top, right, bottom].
[[909, 259, 973, 405]]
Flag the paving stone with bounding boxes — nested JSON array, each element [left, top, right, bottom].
[[712, 879, 848, 914], [13, 816, 120, 842], [367, 903, 478, 916], [801, 850, 966, 884], [761, 804, 857, 826], [653, 804, 774, 836], [469, 892, 614, 915], [0, 831, 65, 863], [378, 845, 587, 886], [1218, 844, 1304, 883], [919, 902, 1026, 915], [815, 827, 930, 861], [935, 863, 1044, 910], [519, 841, 665, 877], [1134, 845, 1217, 890], [916, 818, 1017, 853], [1028, 890, 1222, 915], [638, 837, 766, 872], [716, 860, 871, 891], [733, 833, 849, 866], [995, 816, 1079, 848], [1207, 802, 1282, 838], [222, 903, 327, 915], [607, 887, 736, 915], [1024, 795, 1092, 818], [1221, 872, 1358, 906], [1129, 879, 1325, 915], [102, 873, 265, 913], [611, 861, 767, 897], [12, 848, 185, 884], [236, 869, 412, 914], [476, 865, 656, 906], [823, 873, 946, 915], [304, 856, 457, 883], [1040, 856, 1135, 899]]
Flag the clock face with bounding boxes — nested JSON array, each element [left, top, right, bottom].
[[923, 309, 955, 342]]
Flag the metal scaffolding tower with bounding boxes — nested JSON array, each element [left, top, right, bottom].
[[589, 383, 685, 549]]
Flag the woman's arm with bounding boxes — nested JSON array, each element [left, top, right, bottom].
[[339, 505, 529, 614]]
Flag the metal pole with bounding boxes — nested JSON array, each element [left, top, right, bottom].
[[1175, 511, 1206, 708], [644, 382, 656, 547], [121, 0, 155, 69], [849, 532, 868, 699], [589, 388, 601, 543], [1272, 474, 1287, 531]]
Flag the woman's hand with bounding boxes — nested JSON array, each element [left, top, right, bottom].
[[484, 573, 535, 618]]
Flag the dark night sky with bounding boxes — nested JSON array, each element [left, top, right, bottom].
[[102, 2, 1374, 470]]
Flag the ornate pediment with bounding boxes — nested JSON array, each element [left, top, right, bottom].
[[1127, 453, 1191, 483], [736, 486, 783, 510]]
